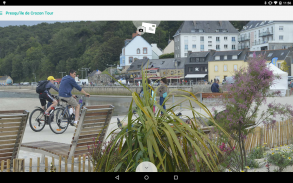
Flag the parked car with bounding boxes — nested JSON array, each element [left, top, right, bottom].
[[12, 83, 20, 86], [22, 82, 30, 86], [31, 82, 38, 86], [223, 76, 235, 84]]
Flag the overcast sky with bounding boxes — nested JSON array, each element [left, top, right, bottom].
[[0, 21, 78, 27]]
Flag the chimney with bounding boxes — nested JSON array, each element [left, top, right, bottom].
[[132, 32, 139, 38], [188, 50, 192, 56]]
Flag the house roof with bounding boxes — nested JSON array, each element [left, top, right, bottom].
[[209, 49, 248, 61], [213, 50, 243, 56], [127, 58, 149, 72], [0, 76, 9, 80], [189, 51, 210, 57], [122, 35, 151, 49], [240, 21, 293, 32], [173, 21, 238, 37], [245, 49, 291, 61], [143, 58, 188, 70]]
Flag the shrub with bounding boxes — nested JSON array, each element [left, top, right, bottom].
[[267, 147, 293, 172]]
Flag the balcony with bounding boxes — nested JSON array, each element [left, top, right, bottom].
[[238, 36, 250, 42], [252, 40, 269, 46], [238, 45, 250, 50], [259, 31, 273, 37]]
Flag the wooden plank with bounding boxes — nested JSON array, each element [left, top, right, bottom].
[[0, 135, 18, 141], [83, 154, 85, 172], [0, 114, 27, 118], [0, 131, 22, 137], [79, 155, 81, 172], [0, 148, 15, 154], [86, 109, 112, 113], [0, 118, 22, 123], [84, 115, 108, 121], [80, 130, 104, 136], [0, 143, 16, 149], [1, 160, 4, 172], [45, 157, 48, 172], [71, 156, 74, 172], [80, 127, 104, 133], [0, 152, 13, 158], [78, 133, 105, 140], [83, 119, 108, 124], [37, 157, 40, 172], [85, 112, 111, 117], [65, 156, 68, 172], [59, 156, 61, 172], [0, 127, 23, 132], [29, 158, 32, 172], [76, 137, 97, 144], [0, 110, 26, 114], [88, 156, 91, 172], [85, 105, 113, 109], [6, 159, 10, 172]]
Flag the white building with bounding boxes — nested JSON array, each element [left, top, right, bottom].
[[151, 43, 162, 59], [162, 39, 174, 55], [173, 21, 239, 58], [120, 34, 152, 69], [239, 21, 293, 51]]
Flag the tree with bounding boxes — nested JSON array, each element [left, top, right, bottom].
[[159, 52, 174, 59], [280, 61, 289, 73]]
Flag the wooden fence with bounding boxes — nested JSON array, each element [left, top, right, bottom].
[[0, 154, 94, 172]]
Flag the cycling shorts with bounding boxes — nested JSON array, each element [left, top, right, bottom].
[[39, 92, 54, 107]]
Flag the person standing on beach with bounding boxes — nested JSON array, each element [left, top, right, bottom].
[[158, 78, 168, 115]]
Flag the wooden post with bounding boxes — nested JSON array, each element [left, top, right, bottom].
[[65, 157, 68, 172], [13, 158, 16, 172], [37, 157, 40, 172], [83, 154, 85, 172], [17, 159, 24, 172], [59, 156, 61, 172], [1, 160, 4, 172], [7, 159, 10, 172], [79, 155, 81, 172], [88, 156, 91, 172], [71, 156, 74, 172], [45, 157, 48, 172], [52, 157, 55, 172], [29, 158, 32, 172]]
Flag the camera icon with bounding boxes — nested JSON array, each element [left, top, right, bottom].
[[137, 26, 146, 35]]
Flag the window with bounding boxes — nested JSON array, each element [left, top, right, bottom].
[[192, 36, 196, 41], [279, 35, 283, 40], [234, 65, 238, 71], [224, 37, 227, 40], [281, 52, 284, 55], [185, 45, 188, 51], [191, 29, 195, 33], [171, 71, 174, 75], [224, 45, 228, 49], [215, 65, 218, 71], [129, 57, 133, 63], [200, 58, 205, 62], [255, 23, 259, 27], [137, 48, 140, 54], [215, 56, 220, 60], [216, 37, 220, 41], [143, 48, 147, 54], [143, 57, 147, 59], [216, 45, 220, 50], [232, 45, 236, 50], [205, 67, 207, 72], [188, 67, 192, 72], [277, 63, 281, 68], [267, 53, 273, 57], [208, 41, 212, 43], [279, 26, 284, 30], [184, 53, 187, 57], [184, 36, 188, 44], [208, 36, 212, 39], [190, 58, 195, 62], [232, 55, 237, 59], [200, 45, 204, 50], [161, 61, 165, 64], [196, 58, 200, 62], [232, 37, 236, 42], [208, 45, 212, 47], [192, 44, 196, 49], [200, 36, 204, 41], [137, 65, 141, 68], [224, 56, 227, 60], [224, 65, 227, 71]]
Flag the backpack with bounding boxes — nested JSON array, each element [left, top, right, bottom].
[[36, 80, 49, 94]]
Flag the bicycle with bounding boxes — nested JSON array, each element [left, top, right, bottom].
[[49, 95, 87, 134], [29, 95, 60, 132]]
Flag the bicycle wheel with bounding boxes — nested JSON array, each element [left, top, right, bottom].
[[49, 108, 69, 134], [29, 108, 46, 132]]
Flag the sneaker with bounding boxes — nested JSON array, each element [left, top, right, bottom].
[[73, 122, 78, 127]]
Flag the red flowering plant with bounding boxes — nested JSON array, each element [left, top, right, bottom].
[[211, 53, 293, 172]]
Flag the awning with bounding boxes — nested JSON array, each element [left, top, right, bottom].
[[185, 74, 207, 78]]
